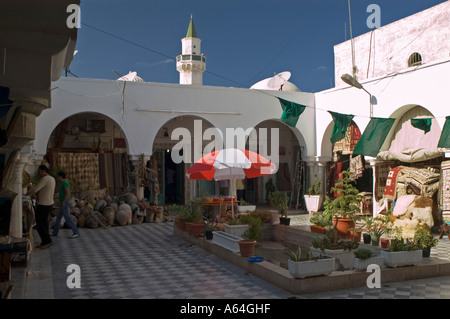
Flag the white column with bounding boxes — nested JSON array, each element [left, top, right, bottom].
[[9, 153, 30, 238], [316, 157, 331, 196], [130, 155, 144, 200], [304, 157, 317, 191]]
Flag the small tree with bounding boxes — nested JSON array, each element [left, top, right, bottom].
[[323, 170, 362, 220]]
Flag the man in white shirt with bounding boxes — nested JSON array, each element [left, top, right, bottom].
[[27, 165, 56, 249]]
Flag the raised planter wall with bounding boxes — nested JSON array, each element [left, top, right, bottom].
[[173, 223, 450, 295], [353, 255, 384, 271]]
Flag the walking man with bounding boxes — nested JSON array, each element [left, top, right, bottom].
[[27, 165, 55, 249], [52, 171, 80, 239]]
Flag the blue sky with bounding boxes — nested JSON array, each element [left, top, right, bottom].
[[70, 0, 447, 92]]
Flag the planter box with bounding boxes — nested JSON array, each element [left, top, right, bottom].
[[223, 224, 249, 238], [304, 195, 324, 212], [237, 205, 256, 213], [212, 231, 242, 253], [310, 247, 354, 270], [288, 257, 335, 279], [353, 255, 384, 271], [380, 249, 422, 268]]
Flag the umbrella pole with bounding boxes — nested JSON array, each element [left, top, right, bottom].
[[230, 179, 235, 219]]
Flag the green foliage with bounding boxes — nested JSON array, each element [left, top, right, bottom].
[[414, 224, 438, 249], [269, 191, 289, 217], [285, 246, 302, 262], [354, 248, 372, 260], [307, 177, 321, 195], [312, 229, 359, 251], [388, 237, 420, 252], [204, 220, 218, 232], [310, 213, 333, 228], [249, 210, 271, 223], [241, 215, 263, 241], [285, 246, 315, 262], [323, 170, 362, 219], [265, 179, 276, 203], [185, 199, 205, 223]]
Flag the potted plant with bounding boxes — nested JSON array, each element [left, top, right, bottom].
[[310, 228, 359, 270], [223, 215, 249, 238], [348, 227, 362, 243], [324, 170, 362, 239], [380, 226, 422, 267], [353, 248, 384, 271], [304, 177, 324, 213], [184, 199, 205, 237], [237, 200, 256, 213], [309, 213, 333, 234], [414, 224, 438, 257], [361, 214, 391, 246], [269, 191, 290, 225], [238, 215, 263, 257], [172, 204, 190, 231], [285, 246, 335, 279], [204, 220, 217, 240]]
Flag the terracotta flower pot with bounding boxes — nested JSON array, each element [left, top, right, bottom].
[[380, 238, 390, 249], [333, 217, 355, 239], [238, 240, 256, 257], [176, 216, 186, 231], [350, 230, 361, 242], [310, 225, 326, 234], [185, 222, 205, 237]]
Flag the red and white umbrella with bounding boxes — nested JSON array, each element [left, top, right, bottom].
[[187, 148, 277, 218]]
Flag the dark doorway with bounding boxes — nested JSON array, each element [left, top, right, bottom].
[[165, 151, 184, 204]]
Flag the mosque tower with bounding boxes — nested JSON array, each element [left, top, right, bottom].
[[176, 15, 206, 85]]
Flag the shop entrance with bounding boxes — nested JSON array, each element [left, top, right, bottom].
[[165, 151, 184, 205]]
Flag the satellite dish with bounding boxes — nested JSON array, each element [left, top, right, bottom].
[[267, 71, 291, 90], [118, 71, 137, 82]]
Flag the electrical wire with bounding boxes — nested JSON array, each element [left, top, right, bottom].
[[388, 1, 450, 60]]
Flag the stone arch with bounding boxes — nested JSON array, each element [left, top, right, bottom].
[[249, 119, 305, 205], [150, 115, 217, 204], [43, 112, 130, 197], [378, 104, 443, 162]]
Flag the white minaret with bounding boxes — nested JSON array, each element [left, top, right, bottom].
[[176, 15, 206, 85]]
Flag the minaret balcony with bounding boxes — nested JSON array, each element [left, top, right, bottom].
[[176, 54, 206, 63]]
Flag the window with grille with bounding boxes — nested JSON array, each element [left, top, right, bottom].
[[408, 52, 422, 67]]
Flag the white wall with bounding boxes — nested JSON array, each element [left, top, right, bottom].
[[35, 78, 316, 163], [335, 1, 450, 87]]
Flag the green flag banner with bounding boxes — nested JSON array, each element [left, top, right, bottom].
[[329, 111, 354, 143], [411, 118, 432, 134], [353, 117, 395, 157], [279, 98, 306, 127], [438, 116, 450, 148]]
